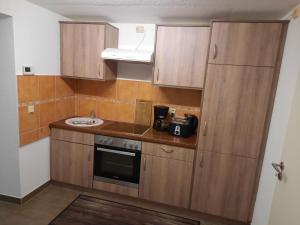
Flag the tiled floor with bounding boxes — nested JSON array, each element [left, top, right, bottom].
[[0, 184, 228, 225]]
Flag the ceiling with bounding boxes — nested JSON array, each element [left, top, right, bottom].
[[28, 0, 299, 23]]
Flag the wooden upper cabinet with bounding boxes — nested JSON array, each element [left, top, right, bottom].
[[74, 24, 105, 79], [139, 142, 194, 208], [191, 151, 258, 222], [198, 64, 274, 158], [153, 26, 210, 89], [60, 23, 75, 77], [209, 22, 283, 67], [60, 22, 118, 80]]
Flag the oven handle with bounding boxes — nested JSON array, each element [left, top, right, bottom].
[[96, 147, 136, 157]]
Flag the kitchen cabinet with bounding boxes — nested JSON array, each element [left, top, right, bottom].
[[198, 64, 275, 158], [50, 129, 94, 188], [191, 21, 288, 223], [208, 22, 283, 67], [153, 25, 210, 89], [60, 22, 118, 80], [191, 151, 257, 221], [139, 142, 194, 208]]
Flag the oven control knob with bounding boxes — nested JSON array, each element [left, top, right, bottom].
[[134, 145, 138, 150], [107, 139, 113, 145], [123, 143, 127, 148], [103, 139, 108, 144], [129, 144, 134, 149]]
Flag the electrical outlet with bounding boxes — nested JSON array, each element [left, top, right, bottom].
[[169, 108, 176, 115], [28, 104, 35, 113], [136, 26, 145, 33]]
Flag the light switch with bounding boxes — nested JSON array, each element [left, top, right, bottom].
[[28, 104, 35, 113]]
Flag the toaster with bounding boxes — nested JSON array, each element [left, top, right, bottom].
[[168, 114, 198, 137]]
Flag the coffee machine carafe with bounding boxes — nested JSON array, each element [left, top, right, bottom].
[[153, 105, 170, 131]]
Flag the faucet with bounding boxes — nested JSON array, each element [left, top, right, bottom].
[[90, 110, 96, 119]]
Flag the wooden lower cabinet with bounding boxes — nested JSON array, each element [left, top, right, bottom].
[[139, 154, 194, 208], [50, 139, 94, 188], [191, 151, 258, 222]]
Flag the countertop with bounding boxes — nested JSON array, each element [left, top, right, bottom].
[[49, 119, 197, 149]]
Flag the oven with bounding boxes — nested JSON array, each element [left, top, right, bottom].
[[94, 135, 141, 186]]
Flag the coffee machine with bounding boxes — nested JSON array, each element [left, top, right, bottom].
[[153, 105, 170, 131]]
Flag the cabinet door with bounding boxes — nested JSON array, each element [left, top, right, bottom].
[[139, 154, 193, 208], [74, 24, 105, 79], [209, 22, 283, 67], [199, 64, 274, 158], [191, 151, 257, 222], [60, 23, 75, 77], [154, 26, 210, 89], [50, 140, 93, 187]]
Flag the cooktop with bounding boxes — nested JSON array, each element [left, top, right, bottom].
[[102, 122, 150, 136]]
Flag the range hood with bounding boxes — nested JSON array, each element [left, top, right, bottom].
[[101, 48, 153, 63]]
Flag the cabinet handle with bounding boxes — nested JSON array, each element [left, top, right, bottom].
[[88, 151, 91, 161], [213, 44, 218, 59], [160, 146, 174, 153], [156, 68, 159, 82], [143, 157, 147, 171], [203, 121, 208, 136]]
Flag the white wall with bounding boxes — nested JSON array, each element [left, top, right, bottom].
[[0, 0, 69, 197], [0, 14, 21, 198], [252, 9, 300, 225], [0, 0, 67, 75], [19, 138, 50, 196], [112, 23, 156, 80]]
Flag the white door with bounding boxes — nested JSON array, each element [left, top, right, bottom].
[[268, 73, 300, 225]]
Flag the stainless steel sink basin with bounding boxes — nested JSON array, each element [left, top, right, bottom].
[[65, 117, 104, 127]]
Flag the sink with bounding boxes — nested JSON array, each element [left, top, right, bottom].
[[65, 117, 104, 127]]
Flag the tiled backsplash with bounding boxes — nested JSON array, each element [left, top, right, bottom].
[[17, 76, 76, 146], [77, 79, 202, 123], [17, 76, 202, 147]]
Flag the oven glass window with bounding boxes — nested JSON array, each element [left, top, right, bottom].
[[100, 151, 134, 178], [94, 146, 141, 183]]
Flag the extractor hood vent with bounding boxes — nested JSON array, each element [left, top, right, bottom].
[[101, 48, 153, 63]]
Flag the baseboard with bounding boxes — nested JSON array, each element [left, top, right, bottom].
[[21, 181, 51, 204], [0, 194, 21, 204], [0, 181, 50, 204]]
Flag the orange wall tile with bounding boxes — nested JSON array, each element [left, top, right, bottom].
[[17, 76, 39, 103], [18, 75, 76, 146], [77, 79, 202, 124], [40, 101, 56, 127], [39, 76, 55, 100], [78, 97, 97, 117], [18, 76, 201, 147], [19, 105, 40, 133]]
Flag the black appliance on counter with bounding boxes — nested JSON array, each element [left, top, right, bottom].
[[153, 105, 170, 131], [94, 135, 141, 186], [168, 114, 198, 137]]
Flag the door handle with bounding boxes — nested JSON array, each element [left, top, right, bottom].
[[272, 162, 285, 181]]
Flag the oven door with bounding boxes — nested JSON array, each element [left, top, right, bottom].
[[94, 145, 141, 184]]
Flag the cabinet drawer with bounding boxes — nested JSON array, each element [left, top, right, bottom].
[[51, 128, 94, 145], [142, 142, 194, 162]]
